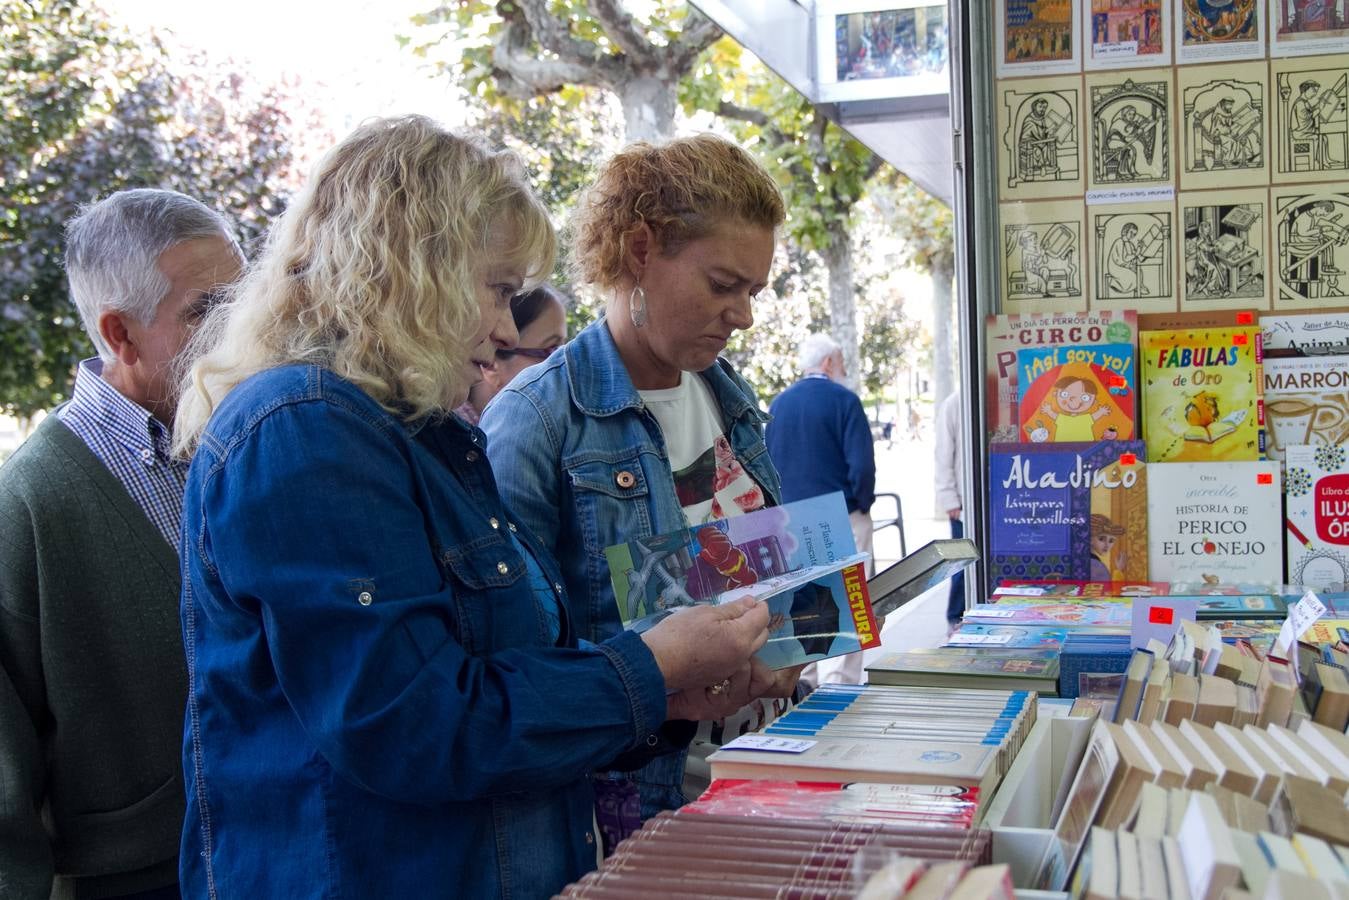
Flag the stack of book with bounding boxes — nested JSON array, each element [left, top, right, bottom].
[[1075, 791, 1349, 900], [683, 779, 981, 830], [705, 684, 1037, 804], [555, 810, 997, 898], [1029, 713, 1349, 892]]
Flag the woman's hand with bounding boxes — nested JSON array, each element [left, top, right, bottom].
[[753, 661, 804, 700], [665, 663, 754, 721], [640, 597, 769, 692]]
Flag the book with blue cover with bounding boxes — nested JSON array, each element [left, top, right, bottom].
[[1058, 632, 1133, 699], [989, 440, 1149, 588], [604, 492, 880, 669]]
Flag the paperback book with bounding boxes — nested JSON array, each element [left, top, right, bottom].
[[1261, 309, 1349, 357], [866, 648, 1060, 695], [945, 623, 1068, 650], [1264, 355, 1349, 465], [1286, 443, 1349, 591], [1146, 461, 1283, 585], [986, 310, 1138, 443], [604, 492, 879, 669], [989, 441, 1148, 587], [1015, 343, 1136, 443], [1139, 325, 1264, 463], [965, 601, 1133, 627]]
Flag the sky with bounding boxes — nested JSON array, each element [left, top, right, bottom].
[[107, 0, 465, 130]]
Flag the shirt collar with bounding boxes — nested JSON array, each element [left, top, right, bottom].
[[67, 358, 174, 463]]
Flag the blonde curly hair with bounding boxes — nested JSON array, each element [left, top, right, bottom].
[[569, 134, 785, 291], [174, 115, 554, 455]]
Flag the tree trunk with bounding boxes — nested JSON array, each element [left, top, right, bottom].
[[820, 231, 860, 394], [619, 76, 677, 142], [930, 253, 955, 408]]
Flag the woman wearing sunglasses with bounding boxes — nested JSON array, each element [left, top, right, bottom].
[[457, 285, 568, 425]]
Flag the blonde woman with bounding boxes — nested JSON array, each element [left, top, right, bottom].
[[482, 135, 800, 844], [172, 116, 771, 899]]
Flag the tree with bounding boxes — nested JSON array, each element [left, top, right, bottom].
[[0, 1, 313, 418], [685, 54, 883, 392], [868, 174, 956, 405], [410, 0, 722, 142]]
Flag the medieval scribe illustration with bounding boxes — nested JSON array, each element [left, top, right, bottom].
[[1000, 83, 1081, 197], [1089, 75, 1171, 187], [1004, 220, 1083, 304], [1270, 0, 1349, 57], [1176, 0, 1262, 64], [1179, 196, 1267, 307], [1274, 61, 1349, 182], [1093, 208, 1174, 305], [1181, 72, 1265, 187], [1273, 189, 1349, 305]]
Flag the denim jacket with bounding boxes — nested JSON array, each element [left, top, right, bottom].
[[179, 365, 666, 900], [480, 320, 782, 813]]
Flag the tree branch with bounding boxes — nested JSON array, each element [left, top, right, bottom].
[[490, 19, 604, 97], [512, 0, 608, 71], [589, 0, 658, 68], [715, 99, 769, 128], [666, 9, 722, 73]]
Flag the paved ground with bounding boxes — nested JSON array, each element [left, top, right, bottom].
[[861, 425, 957, 666]]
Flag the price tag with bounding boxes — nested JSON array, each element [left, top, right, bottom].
[[1234, 333, 1249, 345], [721, 734, 816, 754], [1119, 453, 1137, 466], [948, 633, 1014, 646], [1236, 311, 1254, 324], [993, 586, 1047, 597], [1149, 606, 1174, 625], [1257, 472, 1273, 485], [1275, 590, 1328, 655]]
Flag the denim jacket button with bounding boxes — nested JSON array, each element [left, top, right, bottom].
[[615, 470, 636, 489], [357, 591, 373, 606], [553, 582, 563, 594], [466, 450, 480, 463], [507, 522, 517, 532], [489, 517, 500, 530], [496, 561, 509, 575]]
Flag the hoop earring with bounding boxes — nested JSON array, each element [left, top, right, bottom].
[[629, 284, 649, 328]]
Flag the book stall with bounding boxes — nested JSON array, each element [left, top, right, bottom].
[[558, 1, 1349, 896]]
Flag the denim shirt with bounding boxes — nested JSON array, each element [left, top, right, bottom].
[[178, 364, 666, 900], [480, 320, 781, 813]]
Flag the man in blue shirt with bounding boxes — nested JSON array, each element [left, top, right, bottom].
[[765, 333, 876, 685]]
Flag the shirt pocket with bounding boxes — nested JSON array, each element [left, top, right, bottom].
[[565, 452, 655, 557], [439, 535, 542, 655]]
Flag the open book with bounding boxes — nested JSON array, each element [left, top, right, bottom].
[[604, 492, 880, 669]]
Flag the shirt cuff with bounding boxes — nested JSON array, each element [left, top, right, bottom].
[[593, 629, 668, 749]]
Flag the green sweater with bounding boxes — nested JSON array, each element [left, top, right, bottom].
[[0, 415, 185, 899]]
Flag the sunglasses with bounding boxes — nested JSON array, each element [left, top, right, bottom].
[[495, 346, 559, 362]]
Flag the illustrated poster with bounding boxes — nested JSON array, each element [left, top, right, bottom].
[[1084, 0, 1169, 71], [1178, 62, 1269, 191], [1269, 0, 1349, 57], [1086, 69, 1176, 192], [997, 0, 1081, 78], [1177, 188, 1270, 311], [998, 76, 1085, 202], [1175, 0, 1265, 65], [1271, 54, 1349, 186], [1271, 186, 1349, 309], [1000, 200, 1090, 313], [1090, 200, 1178, 312]]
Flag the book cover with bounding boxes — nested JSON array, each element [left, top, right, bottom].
[[986, 310, 1138, 442], [1139, 325, 1264, 462], [1262, 309, 1349, 357], [867, 648, 1060, 694], [994, 580, 1169, 598], [1146, 461, 1283, 585], [1264, 356, 1349, 464], [989, 441, 1149, 587], [1016, 343, 1136, 443], [1286, 443, 1349, 590], [966, 601, 1133, 627], [603, 492, 879, 669]]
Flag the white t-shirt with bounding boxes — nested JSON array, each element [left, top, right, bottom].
[[638, 372, 766, 526], [638, 371, 786, 796]]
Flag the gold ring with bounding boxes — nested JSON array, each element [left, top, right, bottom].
[[708, 678, 731, 695]]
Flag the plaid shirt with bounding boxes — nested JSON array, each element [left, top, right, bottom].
[[57, 359, 188, 549]]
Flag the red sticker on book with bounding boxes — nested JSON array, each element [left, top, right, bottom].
[[1149, 606, 1175, 625], [1120, 453, 1137, 466], [1236, 311, 1254, 324], [1258, 473, 1273, 485], [1110, 375, 1127, 387], [1234, 333, 1248, 345]]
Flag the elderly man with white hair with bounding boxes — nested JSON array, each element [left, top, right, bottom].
[[0, 189, 242, 899], [765, 332, 877, 687]]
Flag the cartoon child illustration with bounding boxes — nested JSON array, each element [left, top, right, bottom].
[[1040, 375, 1111, 441], [1089, 514, 1127, 582]]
